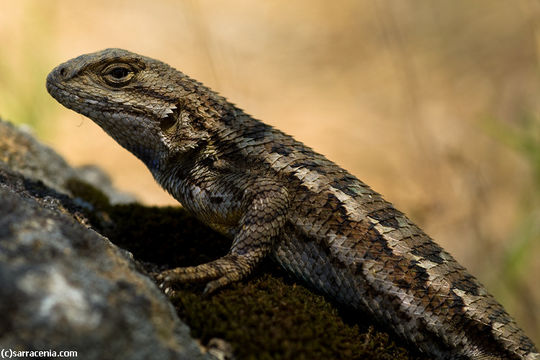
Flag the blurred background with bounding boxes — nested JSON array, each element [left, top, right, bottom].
[[1, 0, 539, 346]]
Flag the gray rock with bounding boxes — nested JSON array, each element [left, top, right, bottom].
[[0, 119, 215, 360], [0, 121, 75, 195]]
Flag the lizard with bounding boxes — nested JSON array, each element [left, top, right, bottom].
[[46, 48, 539, 360]]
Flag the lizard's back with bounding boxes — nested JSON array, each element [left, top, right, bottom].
[[220, 114, 538, 359]]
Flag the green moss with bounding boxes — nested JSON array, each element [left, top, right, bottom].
[[66, 178, 111, 210], [67, 178, 426, 360], [172, 273, 418, 360], [66, 178, 230, 265]]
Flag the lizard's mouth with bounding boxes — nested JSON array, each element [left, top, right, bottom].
[[46, 63, 69, 96], [46, 81, 86, 117], [46, 69, 77, 111], [46, 79, 76, 113], [46, 72, 61, 99]]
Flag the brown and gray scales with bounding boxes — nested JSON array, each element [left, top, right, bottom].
[[46, 49, 539, 360]]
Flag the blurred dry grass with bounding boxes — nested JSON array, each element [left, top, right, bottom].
[[0, 0, 539, 346]]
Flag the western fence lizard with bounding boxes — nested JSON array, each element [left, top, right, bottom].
[[46, 48, 539, 360]]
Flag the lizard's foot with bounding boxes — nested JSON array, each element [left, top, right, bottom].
[[155, 254, 252, 295]]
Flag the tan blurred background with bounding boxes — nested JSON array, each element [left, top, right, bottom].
[[1, 0, 539, 345]]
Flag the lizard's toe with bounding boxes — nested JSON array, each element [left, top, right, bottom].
[[203, 276, 240, 296], [155, 254, 252, 294], [157, 263, 221, 284]]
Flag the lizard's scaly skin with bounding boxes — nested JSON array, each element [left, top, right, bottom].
[[46, 49, 539, 359]]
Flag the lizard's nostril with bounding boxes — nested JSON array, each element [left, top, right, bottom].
[[59, 66, 67, 78]]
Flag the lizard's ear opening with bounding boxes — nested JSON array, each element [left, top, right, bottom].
[[159, 103, 181, 131]]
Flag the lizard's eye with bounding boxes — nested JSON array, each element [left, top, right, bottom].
[[102, 63, 135, 87], [110, 67, 129, 79]]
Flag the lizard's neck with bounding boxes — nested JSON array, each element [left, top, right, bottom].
[[149, 142, 208, 199]]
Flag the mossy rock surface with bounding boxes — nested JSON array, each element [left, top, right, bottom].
[[0, 119, 212, 360], [68, 179, 428, 360]]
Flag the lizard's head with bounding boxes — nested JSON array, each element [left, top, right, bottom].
[[46, 48, 218, 172]]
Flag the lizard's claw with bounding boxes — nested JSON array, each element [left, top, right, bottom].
[[155, 254, 251, 295], [153, 277, 178, 297]]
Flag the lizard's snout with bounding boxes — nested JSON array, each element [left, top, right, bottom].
[[57, 65, 67, 78], [46, 63, 72, 98], [46, 60, 80, 90], [47, 64, 66, 84]]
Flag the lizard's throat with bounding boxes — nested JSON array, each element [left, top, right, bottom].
[[93, 121, 164, 173]]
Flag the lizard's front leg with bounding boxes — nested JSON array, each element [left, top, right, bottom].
[[157, 180, 289, 295]]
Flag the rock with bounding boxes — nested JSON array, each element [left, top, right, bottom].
[[0, 121, 75, 195], [0, 119, 215, 360]]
